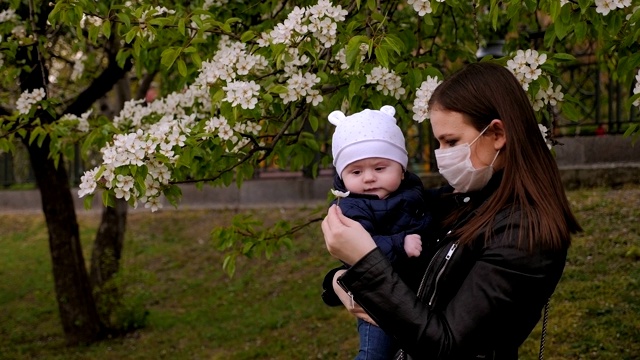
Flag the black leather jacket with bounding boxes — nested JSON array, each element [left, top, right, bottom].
[[332, 174, 569, 359]]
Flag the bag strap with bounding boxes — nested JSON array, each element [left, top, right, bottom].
[[538, 299, 550, 360]]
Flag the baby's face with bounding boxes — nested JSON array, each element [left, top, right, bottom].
[[341, 158, 404, 199]]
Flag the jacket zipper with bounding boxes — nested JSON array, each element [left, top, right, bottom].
[[428, 241, 459, 307], [416, 230, 452, 299]]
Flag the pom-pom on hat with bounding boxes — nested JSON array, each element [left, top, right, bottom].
[[329, 105, 408, 178]]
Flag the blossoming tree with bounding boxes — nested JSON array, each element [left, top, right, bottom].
[[1, 0, 639, 345]]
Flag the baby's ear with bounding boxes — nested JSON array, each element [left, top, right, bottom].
[[328, 110, 346, 126], [379, 105, 396, 118]]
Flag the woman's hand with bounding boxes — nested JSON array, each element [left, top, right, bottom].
[[332, 270, 377, 325], [322, 204, 377, 265]]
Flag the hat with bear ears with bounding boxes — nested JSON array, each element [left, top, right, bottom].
[[328, 105, 408, 178]]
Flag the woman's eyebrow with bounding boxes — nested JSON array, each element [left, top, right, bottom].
[[436, 133, 455, 140]]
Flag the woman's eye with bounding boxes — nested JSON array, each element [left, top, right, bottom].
[[446, 140, 457, 146]]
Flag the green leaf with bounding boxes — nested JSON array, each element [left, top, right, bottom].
[[161, 47, 180, 69], [383, 34, 404, 56], [102, 19, 111, 39], [375, 46, 389, 68], [269, 85, 289, 94], [125, 27, 138, 44], [346, 35, 369, 68], [117, 12, 131, 28], [308, 115, 318, 132], [191, 52, 202, 68], [625, 93, 640, 109], [177, 59, 187, 77], [577, 0, 591, 14], [366, 0, 377, 12], [178, 18, 186, 36], [83, 194, 94, 210], [552, 53, 577, 62], [549, 0, 561, 20], [88, 24, 100, 44], [574, 21, 587, 42], [102, 191, 116, 208], [554, 17, 569, 40], [348, 76, 366, 100], [240, 30, 256, 42]]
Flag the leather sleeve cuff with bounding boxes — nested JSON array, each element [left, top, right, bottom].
[[321, 265, 347, 307]]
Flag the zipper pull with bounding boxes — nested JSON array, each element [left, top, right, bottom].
[[445, 243, 458, 260]]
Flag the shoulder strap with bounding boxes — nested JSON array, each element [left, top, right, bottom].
[[538, 299, 550, 360]]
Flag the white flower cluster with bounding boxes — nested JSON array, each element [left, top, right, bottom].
[[531, 78, 564, 111], [223, 80, 260, 109], [61, 109, 93, 133], [198, 37, 267, 84], [71, 52, 86, 82], [79, 37, 276, 210], [205, 116, 263, 153], [506, 49, 565, 111], [412, 76, 442, 122], [594, 0, 631, 15], [366, 66, 406, 99], [633, 69, 640, 108], [538, 124, 553, 149], [16, 88, 46, 115], [0, 8, 17, 22], [203, 0, 229, 8], [406, 0, 445, 16], [257, 0, 347, 49], [280, 71, 322, 105], [79, 115, 194, 211], [506, 49, 547, 91]]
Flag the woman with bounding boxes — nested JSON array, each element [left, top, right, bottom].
[[321, 62, 582, 359]]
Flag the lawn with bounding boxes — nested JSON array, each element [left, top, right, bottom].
[[0, 185, 639, 359]]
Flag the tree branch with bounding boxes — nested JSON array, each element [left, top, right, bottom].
[[61, 54, 133, 117]]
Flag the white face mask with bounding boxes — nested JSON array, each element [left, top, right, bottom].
[[434, 126, 500, 193]]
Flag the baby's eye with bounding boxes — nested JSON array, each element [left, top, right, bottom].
[[375, 167, 385, 171], [351, 170, 361, 175]]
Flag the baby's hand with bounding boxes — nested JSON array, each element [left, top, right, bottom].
[[404, 234, 422, 258]]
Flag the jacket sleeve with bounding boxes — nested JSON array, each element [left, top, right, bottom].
[[337, 227, 567, 358], [371, 233, 407, 263], [338, 200, 407, 260]]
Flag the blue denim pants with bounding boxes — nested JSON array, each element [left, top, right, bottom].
[[355, 318, 396, 360]]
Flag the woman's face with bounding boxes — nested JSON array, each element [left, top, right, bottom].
[[430, 108, 504, 170]]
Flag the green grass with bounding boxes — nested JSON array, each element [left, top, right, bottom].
[[1, 185, 639, 359]]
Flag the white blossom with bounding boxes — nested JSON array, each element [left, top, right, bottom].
[[407, 0, 433, 15], [331, 189, 350, 198], [412, 76, 442, 122], [16, 88, 46, 115], [0, 8, 17, 23], [595, 0, 617, 14], [366, 66, 406, 99], [633, 69, 640, 108], [78, 167, 100, 198], [538, 124, 552, 149]]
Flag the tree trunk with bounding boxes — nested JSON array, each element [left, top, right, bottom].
[[90, 198, 128, 326], [89, 74, 153, 327], [25, 140, 105, 345]]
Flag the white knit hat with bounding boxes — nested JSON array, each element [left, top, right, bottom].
[[328, 105, 408, 178]]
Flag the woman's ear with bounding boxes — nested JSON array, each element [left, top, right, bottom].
[[489, 119, 506, 150]]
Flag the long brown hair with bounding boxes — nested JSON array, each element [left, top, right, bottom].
[[429, 62, 581, 250]]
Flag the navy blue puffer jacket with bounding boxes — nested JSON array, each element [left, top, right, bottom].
[[322, 171, 434, 307]]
